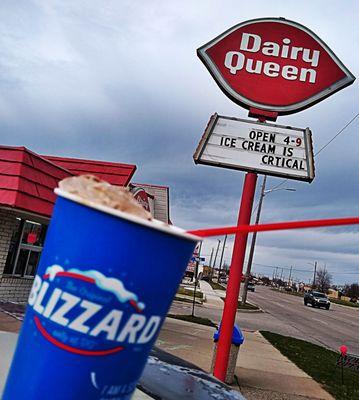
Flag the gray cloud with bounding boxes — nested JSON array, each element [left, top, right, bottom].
[[0, 1, 358, 284]]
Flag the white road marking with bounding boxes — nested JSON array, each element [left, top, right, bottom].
[[316, 319, 329, 325]]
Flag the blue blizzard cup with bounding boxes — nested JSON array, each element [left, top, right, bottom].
[[3, 189, 199, 400]]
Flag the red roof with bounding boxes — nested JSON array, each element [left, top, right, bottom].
[[132, 182, 169, 190], [0, 146, 137, 218], [0, 146, 72, 217], [43, 155, 136, 187]]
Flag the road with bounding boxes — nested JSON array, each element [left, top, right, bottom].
[[170, 284, 359, 354]]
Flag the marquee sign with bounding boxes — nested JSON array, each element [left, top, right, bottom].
[[194, 114, 315, 182], [197, 18, 355, 115]]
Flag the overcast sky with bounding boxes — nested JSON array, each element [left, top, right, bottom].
[[0, 1, 358, 284]]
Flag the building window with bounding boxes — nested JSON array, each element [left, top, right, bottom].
[[4, 219, 47, 278]]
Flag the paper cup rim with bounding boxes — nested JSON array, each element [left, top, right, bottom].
[[54, 189, 201, 242]]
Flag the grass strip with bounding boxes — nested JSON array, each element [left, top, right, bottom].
[[167, 313, 217, 328], [173, 296, 201, 304], [177, 286, 203, 299], [331, 298, 359, 308], [221, 297, 259, 310], [207, 281, 226, 291], [261, 331, 359, 400]]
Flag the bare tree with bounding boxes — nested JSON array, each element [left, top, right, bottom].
[[315, 268, 332, 293], [222, 262, 229, 271], [347, 283, 359, 300]]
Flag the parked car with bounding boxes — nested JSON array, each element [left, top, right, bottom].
[[304, 291, 330, 309], [247, 282, 255, 292]]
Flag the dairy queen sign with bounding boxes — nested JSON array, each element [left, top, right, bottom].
[[196, 17, 355, 383], [197, 17, 355, 117]]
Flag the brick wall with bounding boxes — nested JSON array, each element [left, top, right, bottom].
[[0, 276, 33, 303], [0, 209, 33, 303], [0, 209, 17, 276]]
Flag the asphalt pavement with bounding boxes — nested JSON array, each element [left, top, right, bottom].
[[170, 284, 359, 354]]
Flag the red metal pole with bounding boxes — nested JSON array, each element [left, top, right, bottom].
[[213, 172, 257, 381]]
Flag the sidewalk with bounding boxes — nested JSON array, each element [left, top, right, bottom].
[[199, 280, 225, 309], [181, 281, 333, 399], [158, 318, 334, 400]]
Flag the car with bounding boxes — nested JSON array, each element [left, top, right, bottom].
[[247, 282, 255, 292], [304, 291, 330, 309], [219, 276, 227, 284]]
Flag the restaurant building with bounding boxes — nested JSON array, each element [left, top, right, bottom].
[[0, 146, 170, 303]]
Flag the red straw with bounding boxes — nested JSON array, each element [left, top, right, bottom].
[[187, 217, 359, 238]]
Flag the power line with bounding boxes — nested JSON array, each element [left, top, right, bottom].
[[252, 262, 313, 273], [252, 262, 359, 276], [268, 111, 359, 192], [315, 112, 359, 157]]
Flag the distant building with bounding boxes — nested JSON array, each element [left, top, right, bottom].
[[327, 288, 339, 299]]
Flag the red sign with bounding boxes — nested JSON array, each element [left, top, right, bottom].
[[132, 187, 151, 212], [27, 232, 37, 244], [198, 18, 355, 115]]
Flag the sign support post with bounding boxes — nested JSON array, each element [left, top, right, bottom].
[[191, 241, 202, 317], [196, 16, 355, 383], [213, 171, 257, 381]]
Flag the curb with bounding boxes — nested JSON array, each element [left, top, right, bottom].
[[238, 300, 263, 313], [166, 315, 217, 329], [236, 307, 263, 313], [174, 296, 203, 305], [220, 297, 264, 313]]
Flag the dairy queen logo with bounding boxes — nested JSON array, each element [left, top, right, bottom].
[[197, 17, 355, 115], [28, 265, 161, 356]]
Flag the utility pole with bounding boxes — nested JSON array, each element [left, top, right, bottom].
[[241, 175, 267, 304], [207, 247, 214, 280], [273, 266, 278, 282], [217, 235, 227, 283], [288, 266, 292, 286], [312, 261, 317, 288], [211, 239, 221, 280], [209, 247, 214, 268], [280, 268, 284, 282]]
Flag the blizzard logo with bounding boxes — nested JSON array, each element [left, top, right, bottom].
[[28, 266, 161, 356]]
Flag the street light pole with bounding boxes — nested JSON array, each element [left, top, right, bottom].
[[241, 177, 296, 304], [211, 239, 221, 281], [209, 247, 214, 268], [191, 241, 203, 317], [312, 261, 317, 288], [241, 175, 267, 304]]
